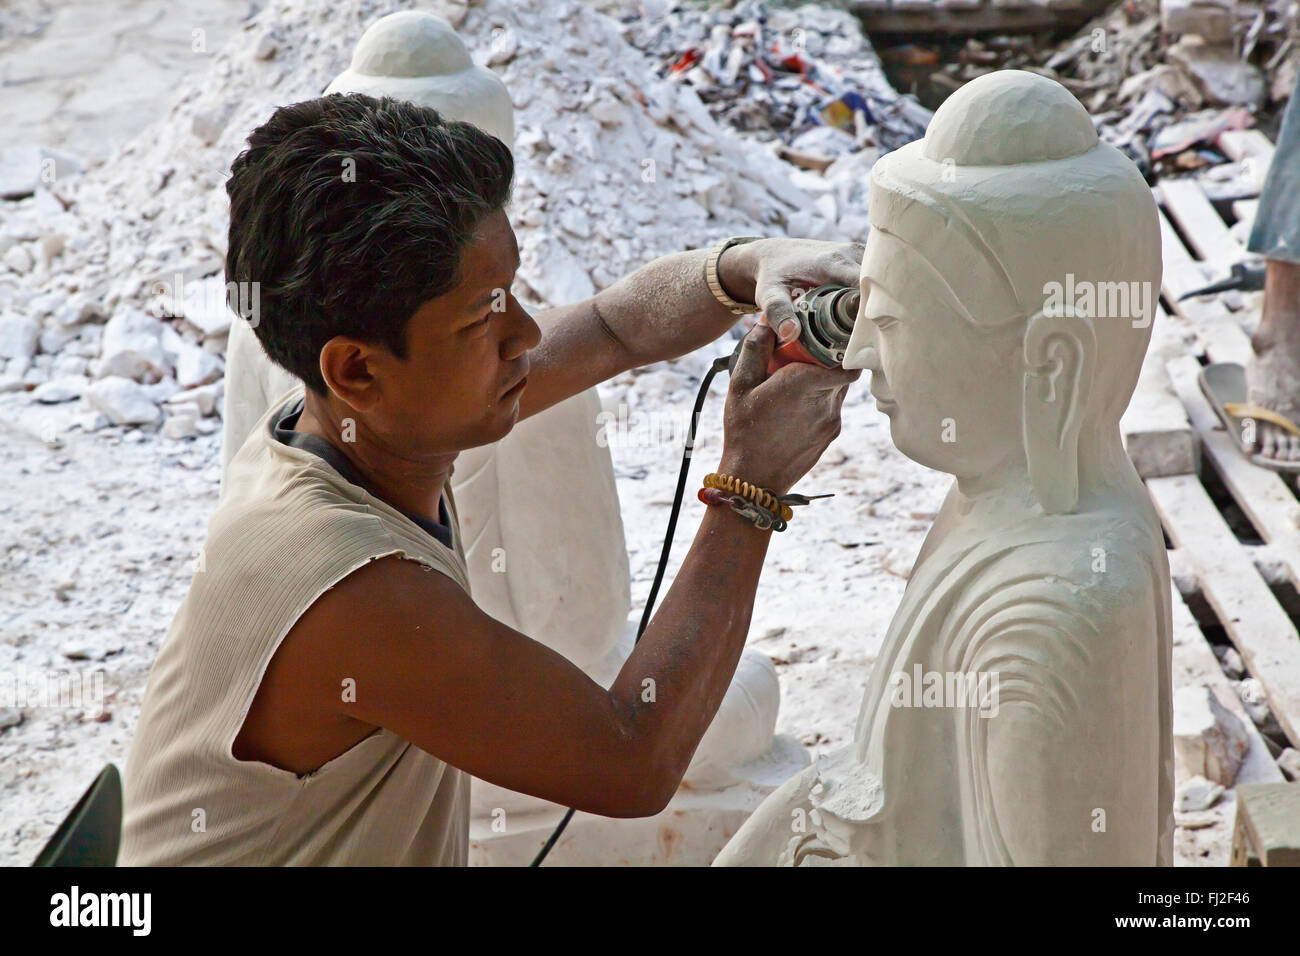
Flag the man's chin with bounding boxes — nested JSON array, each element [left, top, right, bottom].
[[476, 404, 521, 446]]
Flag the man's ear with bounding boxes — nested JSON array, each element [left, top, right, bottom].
[[1021, 308, 1095, 515], [318, 336, 382, 412]]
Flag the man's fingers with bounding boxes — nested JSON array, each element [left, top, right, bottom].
[[770, 359, 861, 395], [731, 320, 775, 392], [825, 242, 865, 288], [758, 286, 801, 345]]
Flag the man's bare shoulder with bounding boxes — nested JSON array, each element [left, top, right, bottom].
[[232, 555, 471, 774]]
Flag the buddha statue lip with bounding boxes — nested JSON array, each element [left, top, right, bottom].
[[868, 377, 896, 412], [714, 70, 1173, 868]]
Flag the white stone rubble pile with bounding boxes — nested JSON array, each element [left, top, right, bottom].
[[0, 0, 905, 437]]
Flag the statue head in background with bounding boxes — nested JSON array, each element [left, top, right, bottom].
[[325, 10, 515, 152], [843, 70, 1161, 514]]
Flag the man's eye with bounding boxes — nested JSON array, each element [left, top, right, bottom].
[[471, 314, 491, 329]]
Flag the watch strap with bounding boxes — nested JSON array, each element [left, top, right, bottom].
[[705, 236, 763, 315]]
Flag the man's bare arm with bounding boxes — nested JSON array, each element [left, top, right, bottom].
[[516, 240, 863, 421], [299, 504, 772, 817]]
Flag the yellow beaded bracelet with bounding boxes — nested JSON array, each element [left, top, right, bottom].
[[702, 473, 794, 522]]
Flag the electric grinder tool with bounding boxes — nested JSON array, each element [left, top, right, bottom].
[[726, 284, 862, 375]]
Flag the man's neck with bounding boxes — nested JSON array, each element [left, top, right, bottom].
[[294, 392, 456, 525]]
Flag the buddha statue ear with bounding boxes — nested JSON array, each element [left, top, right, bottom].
[[1021, 307, 1096, 515]]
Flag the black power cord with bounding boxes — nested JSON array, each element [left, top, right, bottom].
[[529, 351, 733, 867]]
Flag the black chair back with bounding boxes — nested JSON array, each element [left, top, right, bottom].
[[32, 763, 122, 867]]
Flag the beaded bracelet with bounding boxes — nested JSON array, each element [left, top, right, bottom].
[[698, 473, 835, 532], [702, 472, 793, 521]]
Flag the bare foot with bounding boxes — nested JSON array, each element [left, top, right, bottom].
[[1245, 259, 1300, 463], [1246, 335, 1300, 461]]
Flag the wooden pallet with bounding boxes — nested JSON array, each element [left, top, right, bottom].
[[1143, 153, 1300, 766], [1113, 129, 1274, 480], [1231, 783, 1300, 866], [1151, 473, 1300, 751], [1122, 302, 1198, 478]]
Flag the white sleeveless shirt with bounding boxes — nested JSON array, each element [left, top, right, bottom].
[[120, 386, 472, 865]]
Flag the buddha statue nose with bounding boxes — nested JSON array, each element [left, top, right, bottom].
[[842, 331, 879, 373]]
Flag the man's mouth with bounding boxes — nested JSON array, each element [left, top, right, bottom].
[[501, 364, 530, 399]]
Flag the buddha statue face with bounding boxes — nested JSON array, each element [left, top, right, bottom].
[[842, 70, 1162, 514], [852, 227, 1027, 481]]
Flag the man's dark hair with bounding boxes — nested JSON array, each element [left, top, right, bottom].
[[225, 92, 514, 395]]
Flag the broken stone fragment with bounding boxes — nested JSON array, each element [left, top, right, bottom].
[[85, 376, 162, 426], [1167, 39, 1265, 109], [1160, 0, 1235, 45], [174, 342, 224, 388], [1175, 774, 1225, 812], [162, 407, 201, 440], [1233, 677, 1274, 727], [3, 244, 34, 275], [166, 382, 222, 417], [1278, 748, 1300, 782], [253, 32, 279, 60], [32, 376, 87, 404], [1173, 684, 1250, 786], [54, 294, 109, 328], [0, 313, 39, 360], [486, 27, 519, 67], [175, 275, 235, 337], [96, 308, 168, 381], [0, 146, 82, 200]]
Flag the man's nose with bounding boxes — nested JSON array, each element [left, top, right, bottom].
[[504, 297, 542, 357]]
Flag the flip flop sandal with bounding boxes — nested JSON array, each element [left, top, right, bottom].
[[1198, 362, 1300, 473]]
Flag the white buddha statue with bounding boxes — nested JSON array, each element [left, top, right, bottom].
[[715, 70, 1173, 866], [219, 10, 792, 865]]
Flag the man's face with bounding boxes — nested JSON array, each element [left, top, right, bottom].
[[847, 227, 1023, 479], [369, 209, 541, 455]]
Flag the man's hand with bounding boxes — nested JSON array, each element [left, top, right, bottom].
[[719, 238, 866, 344]]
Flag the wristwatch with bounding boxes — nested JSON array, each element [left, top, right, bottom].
[[705, 236, 763, 315]]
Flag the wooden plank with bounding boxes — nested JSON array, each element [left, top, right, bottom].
[[1122, 307, 1197, 477], [1147, 474, 1300, 750], [1161, 261, 1253, 367], [1219, 129, 1275, 177], [1157, 209, 1254, 367], [1234, 783, 1300, 866], [1166, 355, 1300, 592], [1159, 178, 1241, 266], [1230, 807, 1260, 865], [1170, 583, 1285, 785]]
